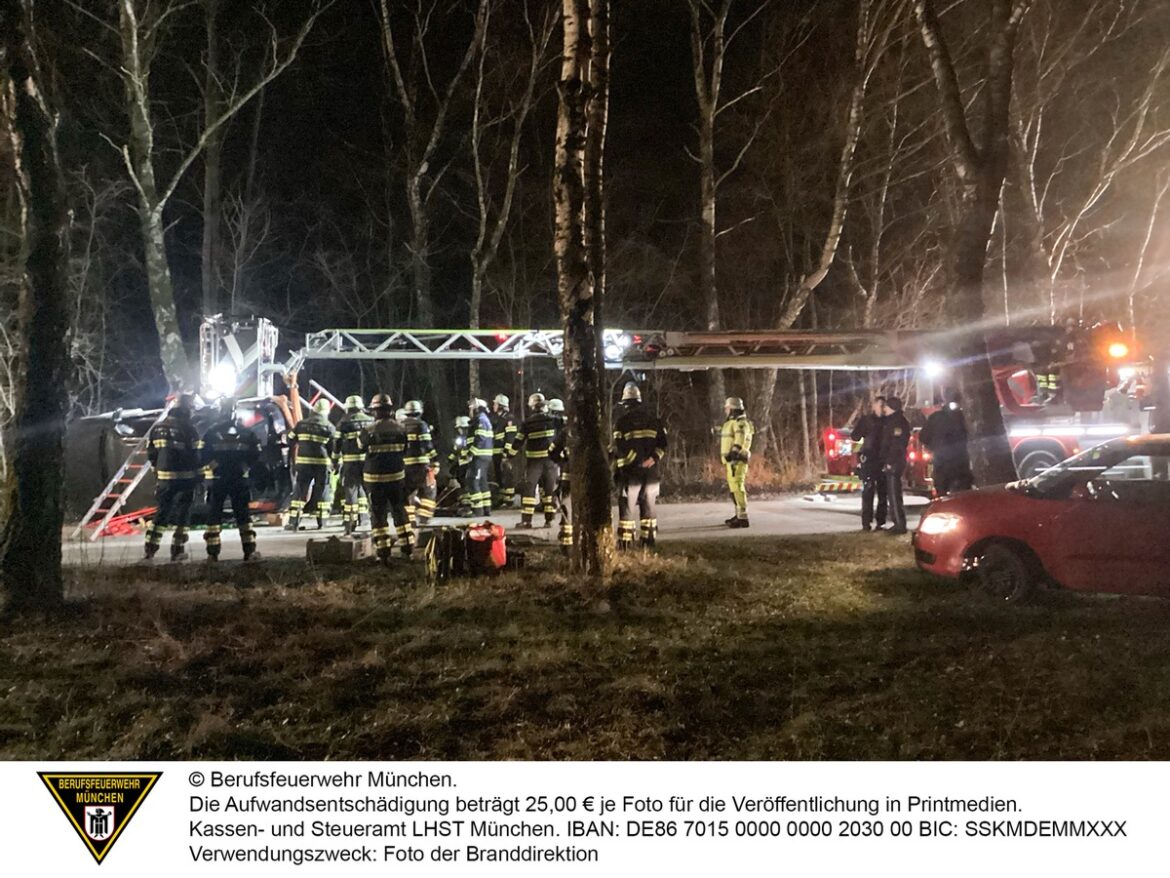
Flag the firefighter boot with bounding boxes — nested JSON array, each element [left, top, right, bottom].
[[316, 514, 326, 530], [284, 514, 300, 532]]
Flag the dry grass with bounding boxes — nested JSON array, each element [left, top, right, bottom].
[[4, 534, 1170, 760]]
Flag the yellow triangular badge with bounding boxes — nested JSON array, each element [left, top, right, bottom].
[[38, 772, 162, 864]]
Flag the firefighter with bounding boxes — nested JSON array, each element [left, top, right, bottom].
[[920, 390, 973, 497], [547, 398, 572, 552], [335, 395, 373, 534], [359, 393, 413, 563], [198, 397, 262, 560], [720, 396, 755, 528], [880, 396, 911, 535], [467, 398, 495, 515], [143, 392, 200, 562], [851, 395, 888, 531], [507, 392, 560, 529], [612, 382, 667, 549], [402, 399, 439, 528], [490, 394, 519, 507], [447, 415, 473, 516], [285, 398, 337, 531]]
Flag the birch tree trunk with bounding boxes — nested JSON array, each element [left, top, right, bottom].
[[556, 0, 613, 576], [0, 0, 70, 613], [915, 0, 1027, 485], [200, 0, 223, 320], [586, 0, 610, 439]]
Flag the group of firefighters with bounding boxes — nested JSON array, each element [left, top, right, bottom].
[[139, 383, 760, 565]]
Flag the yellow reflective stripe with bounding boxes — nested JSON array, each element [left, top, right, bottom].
[[295, 455, 332, 465], [363, 472, 405, 483], [525, 450, 550, 459], [527, 430, 556, 439], [340, 454, 365, 462], [623, 429, 660, 440], [369, 444, 405, 453], [403, 456, 431, 465], [156, 471, 196, 480]]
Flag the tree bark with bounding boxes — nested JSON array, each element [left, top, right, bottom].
[[556, 0, 613, 576], [200, 0, 223, 320], [0, 0, 70, 614], [586, 0, 611, 439]]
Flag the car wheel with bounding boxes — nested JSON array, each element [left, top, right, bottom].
[[1015, 448, 1062, 480], [976, 544, 1035, 603]]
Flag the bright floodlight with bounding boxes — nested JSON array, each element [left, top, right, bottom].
[[604, 343, 623, 362], [1107, 341, 1130, 359], [922, 359, 946, 380], [207, 362, 237, 399]]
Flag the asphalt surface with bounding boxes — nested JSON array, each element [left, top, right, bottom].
[[61, 493, 929, 566]]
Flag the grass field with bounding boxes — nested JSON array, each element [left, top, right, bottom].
[[3, 534, 1170, 760]]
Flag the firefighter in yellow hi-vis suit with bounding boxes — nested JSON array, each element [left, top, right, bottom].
[[720, 396, 754, 528]]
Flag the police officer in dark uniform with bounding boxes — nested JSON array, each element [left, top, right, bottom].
[[402, 399, 439, 528], [335, 395, 373, 534], [920, 390, 974, 497], [285, 398, 337, 531], [143, 392, 200, 562], [880, 396, 911, 535], [852, 395, 887, 531], [198, 397, 262, 560], [507, 392, 561, 529], [359, 393, 413, 563], [612, 382, 668, 549]]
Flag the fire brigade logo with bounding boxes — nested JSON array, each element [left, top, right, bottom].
[[39, 772, 162, 864]]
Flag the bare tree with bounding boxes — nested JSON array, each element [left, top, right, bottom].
[[468, 0, 556, 396], [914, 0, 1030, 484], [555, 0, 613, 575], [0, 0, 71, 613], [97, 0, 328, 386]]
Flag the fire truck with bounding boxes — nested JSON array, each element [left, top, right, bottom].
[[821, 322, 1150, 494]]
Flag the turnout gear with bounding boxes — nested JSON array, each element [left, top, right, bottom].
[[509, 408, 563, 527], [467, 401, 494, 515], [613, 398, 667, 548], [144, 401, 200, 561], [359, 410, 413, 561], [548, 401, 572, 551], [920, 401, 974, 497], [490, 397, 518, 506], [335, 405, 375, 533], [851, 406, 888, 529], [403, 410, 439, 526], [448, 417, 473, 515], [199, 415, 261, 559], [621, 382, 642, 403], [720, 407, 755, 525], [880, 398, 911, 534], [286, 410, 336, 530]]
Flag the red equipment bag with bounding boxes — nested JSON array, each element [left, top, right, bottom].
[[466, 522, 507, 573]]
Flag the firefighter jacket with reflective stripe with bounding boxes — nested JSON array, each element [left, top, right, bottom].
[[359, 418, 407, 483], [549, 416, 568, 464], [288, 414, 336, 466], [199, 421, 260, 483], [720, 415, 755, 463], [490, 410, 517, 457], [448, 431, 472, 469], [403, 416, 438, 466], [508, 412, 562, 459], [148, 414, 201, 481], [335, 411, 374, 463], [471, 411, 494, 457], [613, 403, 667, 471]]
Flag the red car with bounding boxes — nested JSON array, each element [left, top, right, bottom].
[[913, 434, 1170, 601]]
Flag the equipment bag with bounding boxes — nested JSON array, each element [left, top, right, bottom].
[[422, 527, 467, 582], [466, 522, 507, 574]]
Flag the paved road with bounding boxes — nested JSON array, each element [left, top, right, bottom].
[[62, 493, 929, 566]]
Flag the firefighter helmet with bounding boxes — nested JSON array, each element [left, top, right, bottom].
[[469, 397, 487, 412], [621, 382, 641, 402], [344, 394, 364, 411], [528, 392, 546, 410], [725, 396, 745, 412], [313, 398, 332, 417], [394, 408, 407, 423], [493, 393, 510, 409], [370, 393, 393, 413], [454, 415, 471, 429], [404, 399, 423, 416], [547, 398, 565, 414]]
